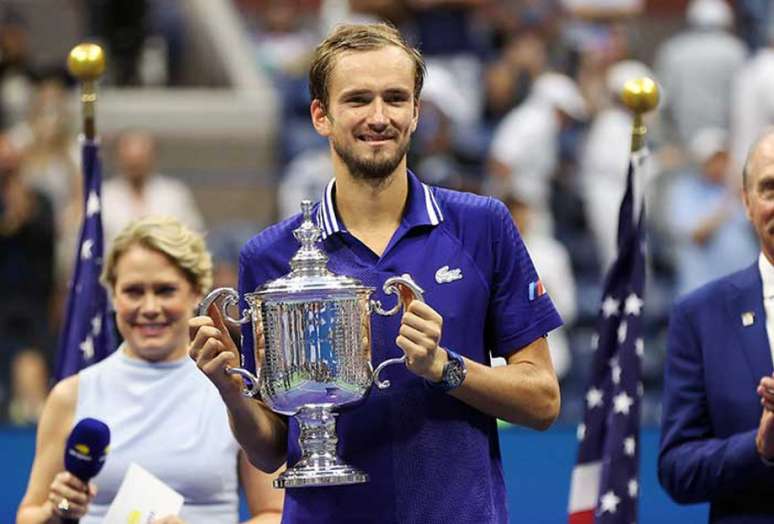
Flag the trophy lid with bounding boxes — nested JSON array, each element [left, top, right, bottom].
[[252, 200, 371, 297]]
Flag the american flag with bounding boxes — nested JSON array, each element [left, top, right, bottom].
[[568, 149, 647, 523], [54, 138, 114, 380]]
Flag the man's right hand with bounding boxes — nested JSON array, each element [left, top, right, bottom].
[[189, 303, 244, 398]]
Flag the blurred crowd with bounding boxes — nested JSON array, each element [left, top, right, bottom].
[[1, 0, 771, 427]]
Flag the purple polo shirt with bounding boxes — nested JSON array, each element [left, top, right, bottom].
[[238, 171, 562, 524]]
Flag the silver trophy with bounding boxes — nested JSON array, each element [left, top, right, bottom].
[[199, 200, 424, 488]]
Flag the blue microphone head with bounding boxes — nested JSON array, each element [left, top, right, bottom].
[[64, 417, 110, 482]]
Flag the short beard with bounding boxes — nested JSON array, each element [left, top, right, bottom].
[[332, 135, 409, 188]]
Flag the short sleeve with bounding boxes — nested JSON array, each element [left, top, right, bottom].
[[485, 199, 563, 356]]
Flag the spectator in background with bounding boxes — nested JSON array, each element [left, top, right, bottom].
[[731, 18, 774, 178], [666, 128, 757, 297], [572, 21, 632, 116], [483, 30, 548, 130], [488, 71, 588, 235], [733, 0, 771, 52], [319, 0, 405, 35], [277, 147, 332, 220], [404, 0, 489, 128], [410, 97, 468, 191], [102, 130, 204, 245], [14, 78, 82, 284], [654, 0, 746, 147], [243, 0, 326, 163], [7, 348, 48, 426], [249, 0, 317, 78], [0, 9, 37, 129], [146, 0, 186, 86], [561, 0, 643, 19], [412, 63, 475, 190], [16, 78, 79, 220], [86, 0, 149, 86], [0, 133, 55, 422]]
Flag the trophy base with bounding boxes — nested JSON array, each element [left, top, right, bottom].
[[276, 403, 368, 488], [273, 463, 368, 488]]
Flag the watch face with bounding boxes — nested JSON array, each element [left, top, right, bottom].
[[445, 359, 465, 387]]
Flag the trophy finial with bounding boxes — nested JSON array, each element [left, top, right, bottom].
[[293, 200, 321, 247], [300, 200, 313, 220], [67, 43, 106, 81], [290, 200, 329, 275]]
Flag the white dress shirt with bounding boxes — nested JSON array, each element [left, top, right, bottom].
[[758, 253, 774, 368]]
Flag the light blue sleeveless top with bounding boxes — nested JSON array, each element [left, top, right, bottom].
[[74, 347, 240, 524]]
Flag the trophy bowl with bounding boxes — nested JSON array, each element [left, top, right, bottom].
[[199, 201, 423, 488]]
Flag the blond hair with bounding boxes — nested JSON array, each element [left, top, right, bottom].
[[308, 22, 426, 109], [101, 216, 213, 294]]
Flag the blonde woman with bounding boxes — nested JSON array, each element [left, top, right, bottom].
[[17, 216, 283, 524]]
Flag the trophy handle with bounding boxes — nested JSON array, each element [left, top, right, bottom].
[[371, 274, 425, 389], [198, 287, 251, 325], [226, 366, 261, 398], [372, 356, 405, 390], [371, 274, 425, 316], [198, 288, 258, 397]]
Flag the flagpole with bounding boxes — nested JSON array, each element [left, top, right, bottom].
[[567, 78, 659, 524], [621, 77, 660, 152], [54, 44, 113, 381], [67, 43, 105, 140]]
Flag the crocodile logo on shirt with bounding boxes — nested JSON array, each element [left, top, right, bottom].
[[435, 265, 463, 284]]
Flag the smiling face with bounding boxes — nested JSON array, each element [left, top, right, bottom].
[[744, 133, 774, 265], [112, 244, 201, 363], [311, 45, 419, 183]]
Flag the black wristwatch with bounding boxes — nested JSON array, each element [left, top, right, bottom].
[[426, 348, 467, 392]]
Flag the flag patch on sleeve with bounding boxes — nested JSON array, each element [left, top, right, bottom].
[[529, 279, 545, 301]]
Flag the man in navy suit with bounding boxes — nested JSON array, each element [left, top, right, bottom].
[[659, 129, 774, 522]]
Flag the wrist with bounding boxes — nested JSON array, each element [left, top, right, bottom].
[[425, 348, 467, 392], [424, 347, 448, 382], [219, 380, 250, 406]]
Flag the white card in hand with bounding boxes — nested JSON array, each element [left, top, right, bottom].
[[103, 463, 184, 524]]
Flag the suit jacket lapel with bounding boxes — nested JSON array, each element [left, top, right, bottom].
[[728, 263, 774, 381]]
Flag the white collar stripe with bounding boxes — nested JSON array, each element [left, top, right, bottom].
[[316, 207, 328, 239], [423, 184, 440, 225], [320, 199, 332, 236], [320, 179, 334, 235], [429, 188, 444, 221], [325, 179, 340, 233]]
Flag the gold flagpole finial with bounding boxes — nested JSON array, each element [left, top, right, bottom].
[[67, 43, 106, 141], [622, 77, 660, 152], [67, 43, 105, 81]]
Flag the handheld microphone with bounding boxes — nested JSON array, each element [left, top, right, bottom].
[[62, 417, 110, 524]]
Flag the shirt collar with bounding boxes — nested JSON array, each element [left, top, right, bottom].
[[758, 252, 774, 299], [314, 170, 444, 239]]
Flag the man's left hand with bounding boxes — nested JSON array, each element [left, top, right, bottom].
[[757, 374, 774, 412], [756, 409, 774, 460], [396, 300, 447, 382]]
